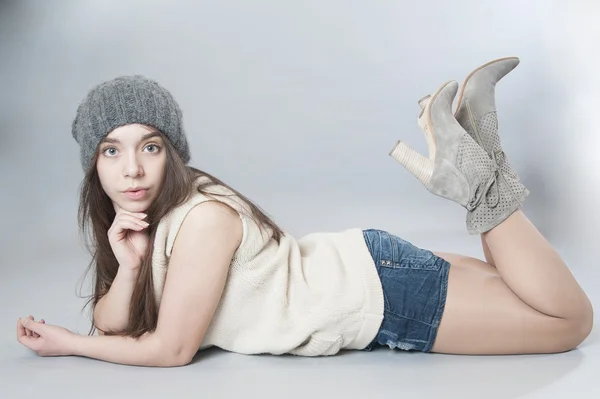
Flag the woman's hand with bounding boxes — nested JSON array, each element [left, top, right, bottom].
[[109, 203, 150, 271], [17, 315, 77, 357]]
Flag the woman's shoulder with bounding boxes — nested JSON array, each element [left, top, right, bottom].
[[155, 176, 245, 258], [159, 176, 232, 225], [176, 199, 243, 250]]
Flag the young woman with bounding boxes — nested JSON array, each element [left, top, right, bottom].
[[17, 57, 594, 367]]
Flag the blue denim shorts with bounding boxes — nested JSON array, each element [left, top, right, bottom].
[[361, 229, 451, 353]]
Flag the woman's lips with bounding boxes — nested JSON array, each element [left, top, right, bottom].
[[123, 189, 148, 200]]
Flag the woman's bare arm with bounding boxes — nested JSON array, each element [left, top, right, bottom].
[[93, 268, 139, 334], [72, 201, 242, 366]]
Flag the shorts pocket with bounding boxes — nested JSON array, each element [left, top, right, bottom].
[[289, 333, 343, 357], [379, 252, 440, 271]]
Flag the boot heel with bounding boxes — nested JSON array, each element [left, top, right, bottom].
[[389, 80, 487, 211], [417, 94, 431, 119], [389, 140, 433, 185]]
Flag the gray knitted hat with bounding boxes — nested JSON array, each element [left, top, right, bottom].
[[71, 75, 191, 171]]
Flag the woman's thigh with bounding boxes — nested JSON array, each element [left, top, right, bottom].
[[433, 251, 499, 276], [430, 253, 579, 355]]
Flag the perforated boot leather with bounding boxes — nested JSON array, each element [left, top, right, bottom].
[[389, 80, 528, 234]]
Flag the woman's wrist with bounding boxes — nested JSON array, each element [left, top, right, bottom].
[[70, 333, 85, 356], [116, 266, 140, 281]]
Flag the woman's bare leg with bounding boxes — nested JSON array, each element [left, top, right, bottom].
[[435, 236, 497, 272], [434, 251, 498, 276], [483, 210, 590, 319], [481, 235, 496, 267], [430, 210, 593, 355]]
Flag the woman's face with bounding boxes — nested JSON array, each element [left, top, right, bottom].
[[96, 124, 167, 213]]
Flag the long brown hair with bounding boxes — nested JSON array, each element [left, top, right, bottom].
[[77, 129, 284, 338]]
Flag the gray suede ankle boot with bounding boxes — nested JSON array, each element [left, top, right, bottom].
[[389, 80, 528, 234], [457, 58, 524, 182], [418, 57, 522, 182]]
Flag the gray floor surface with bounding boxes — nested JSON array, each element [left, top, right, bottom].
[[2, 230, 597, 399]]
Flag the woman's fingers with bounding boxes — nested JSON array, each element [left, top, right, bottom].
[[119, 217, 149, 230], [17, 317, 30, 341], [118, 213, 149, 228], [32, 318, 45, 338], [26, 316, 34, 337], [108, 215, 149, 239], [17, 316, 44, 339], [109, 220, 148, 243], [116, 210, 148, 225], [17, 318, 25, 338]]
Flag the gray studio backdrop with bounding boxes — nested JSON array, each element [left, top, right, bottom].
[[1, 0, 598, 329]]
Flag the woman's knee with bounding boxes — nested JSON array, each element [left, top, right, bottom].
[[559, 301, 594, 351], [574, 299, 594, 346]]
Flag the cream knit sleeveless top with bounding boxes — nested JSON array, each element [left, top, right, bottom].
[[151, 175, 384, 356]]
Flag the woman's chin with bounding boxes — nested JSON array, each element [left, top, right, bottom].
[[125, 203, 149, 213], [113, 199, 150, 214]]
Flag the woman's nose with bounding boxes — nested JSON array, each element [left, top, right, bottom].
[[123, 153, 143, 178]]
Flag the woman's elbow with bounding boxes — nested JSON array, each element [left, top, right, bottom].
[[162, 348, 195, 367], [151, 332, 198, 367], [154, 338, 196, 367]]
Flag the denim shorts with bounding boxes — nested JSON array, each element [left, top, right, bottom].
[[361, 229, 451, 353]]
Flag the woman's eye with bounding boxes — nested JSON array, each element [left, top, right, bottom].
[[145, 144, 160, 153], [102, 144, 159, 156]]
